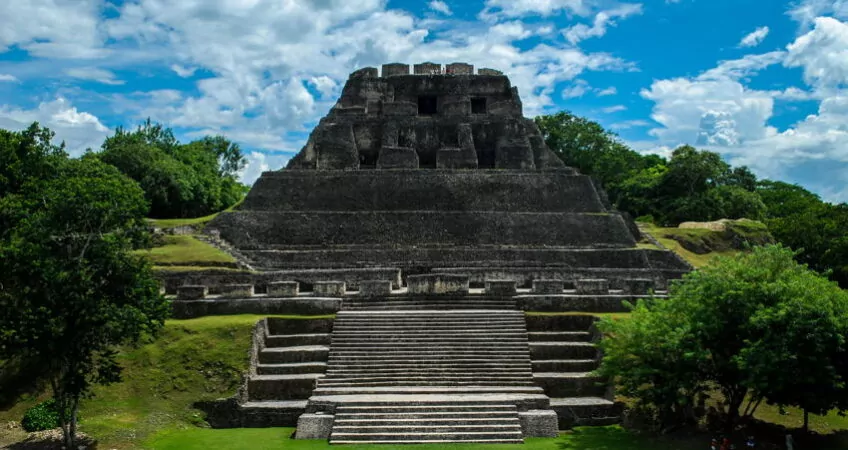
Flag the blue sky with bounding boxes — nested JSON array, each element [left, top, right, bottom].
[[1, 0, 847, 202]]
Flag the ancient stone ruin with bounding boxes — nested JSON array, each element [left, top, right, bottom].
[[196, 62, 691, 444]]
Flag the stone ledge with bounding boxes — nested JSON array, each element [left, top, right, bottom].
[[519, 410, 559, 438]]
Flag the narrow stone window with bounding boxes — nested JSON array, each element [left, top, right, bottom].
[[418, 96, 438, 115], [471, 97, 487, 114]]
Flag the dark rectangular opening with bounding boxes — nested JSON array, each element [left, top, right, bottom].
[[418, 96, 438, 115], [471, 97, 487, 114]]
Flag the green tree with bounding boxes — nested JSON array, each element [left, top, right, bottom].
[[598, 245, 848, 431], [0, 144, 169, 447], [98, 120, 247, 218]]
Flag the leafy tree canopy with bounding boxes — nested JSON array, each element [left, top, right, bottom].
[[598, 245, 848, 431], [98, 119, 248, 218]]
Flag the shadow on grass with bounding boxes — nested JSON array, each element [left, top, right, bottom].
[[556, 426, 684, 450]]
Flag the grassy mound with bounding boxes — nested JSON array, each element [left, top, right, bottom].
[[138, 235, 238, 269], [638, 221, 773, 268]]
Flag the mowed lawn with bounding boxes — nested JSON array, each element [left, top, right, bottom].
[[145, 426, 692, 450]]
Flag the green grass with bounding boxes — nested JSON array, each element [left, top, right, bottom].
[[148, 201, 243, 230], [755, 403, 848, 435], [639, 223, 741, 268], [137, 235, 237, 267], [0, 315, 327, 449], [144, 426, 688, 450]]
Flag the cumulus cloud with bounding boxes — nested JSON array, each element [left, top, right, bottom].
[[480, 0, 593, 19], [597, 86, 617, 96], [0, 0, 106, 58], [564, 4, 643, 44], [784, 17, 848, 93], [64, 67, 125, 85], [0, 74, 18, 82], [429, 0, 453, 15], [0, 98, 109, 155], [739, 26, 770, 48]]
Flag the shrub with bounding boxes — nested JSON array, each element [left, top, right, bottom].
[[21, 399, 60, 432]]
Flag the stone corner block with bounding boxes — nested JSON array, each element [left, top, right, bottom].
[[313, 281, 346, 297], [359, 280, 392, 297], [519, 409, 559, 438], [294, 413, 334, 440], [485, 279, 517, 296], [532, 279, 564, 295], [268, 281, 299, 297], [177, 285, 208, 300], [218, 284, 254, 298], [575, 278, 610, 295]]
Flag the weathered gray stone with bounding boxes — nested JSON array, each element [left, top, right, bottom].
[[295, 413, 334, 439], [414, 62, 441, 75], [576, 278, 610, 295], [407, 274, 469, 295], [313, 281, 346, 297], [177, 285, 207, 300], [519, 409, 559, 437], [218, 284, 254, 298], [377, 146, 419, 169], [533, 279, 564, 295], [621, 278, 654, 295], [486, 279, 517, 296], [446, 62, 473, 74], [381, 63, 409, 77], [268, 281, 299, 297], [478, 67, 503, 75], [358, 280, 392, 297]]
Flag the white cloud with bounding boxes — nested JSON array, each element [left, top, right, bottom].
[[611, 119, 651, 130], [564, 3, 643, 44], [0, 74, 18, 82], [429, 0, 453, 15], [64, 67, 124, 85], [597, 86, 617, 96], [788, 0, 848, 29], [739, 26, 770, 48], [0, 98, 109, 155], [0, 0, 106, 58], [171, 65, 197, 78], [562, 79, 590, 98], [784, 17, 848, 93], [480, 0, 593, 19], [602, 105, 627, 113]]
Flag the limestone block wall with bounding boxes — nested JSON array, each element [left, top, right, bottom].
[[212, 211, 638, 249], [239, 170, 605, 212]]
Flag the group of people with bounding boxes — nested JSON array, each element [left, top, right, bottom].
[[710, 436, 757, 449]]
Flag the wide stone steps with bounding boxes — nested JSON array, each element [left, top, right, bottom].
[[259, 346, 329, 364], [549, 397, 622, 428], [343, 302, 518, 311], [532, 359, 598, 372], [329, 402, 523, 444]]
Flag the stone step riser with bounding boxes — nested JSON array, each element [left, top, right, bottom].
[[326, 370, 533, 375], [331, 326, 525, 331], [330, 440, 524, 445], [257, 363, 327, 375], [529, 345, 597, 360], [318, 382, 536, 387], [528, 333, 592, 342], [532, 360, 598, 372], [247, 378, 316, 401], [265, 334, 330, 347], [332, 425, 519, 433], [259, 351, 329, 364], [335, 414, 517, 421], [329, 432, 523, 441]]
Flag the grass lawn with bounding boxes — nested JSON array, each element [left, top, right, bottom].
[[144, 426, 690, 450], [0, 315, 328, 449], [137, 235, 237, 267]]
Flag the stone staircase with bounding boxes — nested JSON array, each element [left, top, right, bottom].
[[312, 309, 547, 444], [342, 295, 516, 310], [330, 401, 523, 444], [527, 315, 622, 428]]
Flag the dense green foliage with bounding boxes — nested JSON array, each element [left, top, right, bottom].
[[536, 110, 847, 287], [598, 245, 848, 431], [98, 120, 248, 218], [21, 399, 61, 432], [0, 124, 170, 447]]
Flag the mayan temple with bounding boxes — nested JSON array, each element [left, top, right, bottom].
[[203, 62, 691, 444]]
